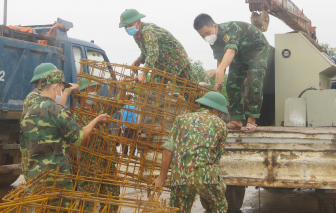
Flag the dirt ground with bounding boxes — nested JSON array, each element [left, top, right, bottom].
[[0, 175, 321, 213], [121, 186, 319, 213]]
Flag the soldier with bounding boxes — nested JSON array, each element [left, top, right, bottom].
[[119, 9, 198, 85], [21, 63, 79, 181], [73, 78, 120, 212], [193, 14, 270, 132], [23, 63, 79, 112], [154, 91, 228, 213], [121, 94, 138, 156], [20, 70, 109, 195]]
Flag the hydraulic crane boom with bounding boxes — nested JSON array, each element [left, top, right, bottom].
[[246, 0, 316, 40]]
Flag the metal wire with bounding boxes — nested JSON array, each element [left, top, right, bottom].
[[0, 60, 211, 212]]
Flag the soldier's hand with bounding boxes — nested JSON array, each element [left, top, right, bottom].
[[64, 83, 80, 95], [154, 175, 166, 188], [96, 114, 110, 123], [210, 68, 225, 85], [213, 83, 223, 92], [132, 58, 141, 67], [134, 73, 146, 84]]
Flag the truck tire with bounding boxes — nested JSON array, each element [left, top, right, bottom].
[[226, 185, 245, 212], [200, 186, 245, 212], [0, 120, 22, 187], [318, 198, 336, 213]]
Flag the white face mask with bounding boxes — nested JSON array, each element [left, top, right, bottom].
[[86, 92, 96, 105], [204, 26, 217, 45], [55, 85, 63, 104]]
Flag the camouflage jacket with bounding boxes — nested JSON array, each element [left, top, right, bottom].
[[134, 22, 197, 82], [162, 108, 227, 186], [23, 88, 41, 112], [211, 21, 269, 60], [20, 96, 83, 186]]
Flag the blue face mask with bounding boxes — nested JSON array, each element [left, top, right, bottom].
[[125, 24, 138, 36]]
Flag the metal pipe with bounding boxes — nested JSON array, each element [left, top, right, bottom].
[[3, 0, 7, 25]]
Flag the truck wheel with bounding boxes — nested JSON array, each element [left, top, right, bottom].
[[318, 198, 336, 213], [200, 186, 245, 212], [0, 174, 20, 186], [264, 187, 294, 194], [226, 185, 245, 212]]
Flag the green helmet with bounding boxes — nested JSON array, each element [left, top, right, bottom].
[[195, 91, 228, 113], [40, 70, 71, 88], [79, 78, 98, 91], [119, 9, 145, 28], [30, 63, 58, 84]]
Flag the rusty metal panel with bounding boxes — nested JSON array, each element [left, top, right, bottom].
[[0, 111, 22, 120], [220, 127, 336, 189], [306, 90, 336, 127], [284, 98, 306, 127]]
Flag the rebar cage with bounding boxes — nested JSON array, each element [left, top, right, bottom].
[[0, 60, 211, 212]]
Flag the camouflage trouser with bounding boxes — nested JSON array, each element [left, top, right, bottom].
[[22, 154, 29, 181], [226, 44, 270, 121], [27, 183, 74, 213], [153, 64, 198, 85], [150, 65, 199, 126], [77, 153, 120, 212], [50, 182, 75, 210], [77, 175, 120, 212], [170, 181, 228, 213], [153, 64, 199, 102]]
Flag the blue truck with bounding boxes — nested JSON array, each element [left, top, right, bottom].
[[0, 19, 111, 186]]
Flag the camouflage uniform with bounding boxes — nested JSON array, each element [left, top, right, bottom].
[[211, 21, 270, 120], [134, 22, 198, 84], [20, 96, 83, 188], [21, 87, 42, 181], [162, 108, 228, 213], [20, 70, 78, 189], [73, 102, 120, 212], [23, 88, 41, 112]]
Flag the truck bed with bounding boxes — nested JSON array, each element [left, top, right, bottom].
[[0, 26, 64, 117], [220, 126, 336, 189], [0, 25, 56, 46]]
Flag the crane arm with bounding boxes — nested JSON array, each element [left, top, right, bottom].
[[246, 0, 316, 40]]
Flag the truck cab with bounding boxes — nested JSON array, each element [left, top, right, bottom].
[[0, 19, 111, 186]]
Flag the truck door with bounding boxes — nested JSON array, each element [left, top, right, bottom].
[[84, 48, 116, 98], [85, 48, 111, 78], [71, 45, 86, 83], [83, 47, 119, 131]]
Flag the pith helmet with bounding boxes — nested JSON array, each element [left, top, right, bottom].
[[40, 70, 71, 88], [195, 91, 228, 113], [79, 78, 98, 91], [30, 63, 58, 84], [119, 9, 145, 28]]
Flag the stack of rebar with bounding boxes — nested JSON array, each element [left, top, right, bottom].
[[0, 60, 211, 212]]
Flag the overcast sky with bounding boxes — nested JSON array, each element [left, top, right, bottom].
[[1, 0, 335, 70]]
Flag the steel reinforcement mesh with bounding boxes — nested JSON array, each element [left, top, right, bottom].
[[0, 60, 211, 212], [1, 170, 178, 212]]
